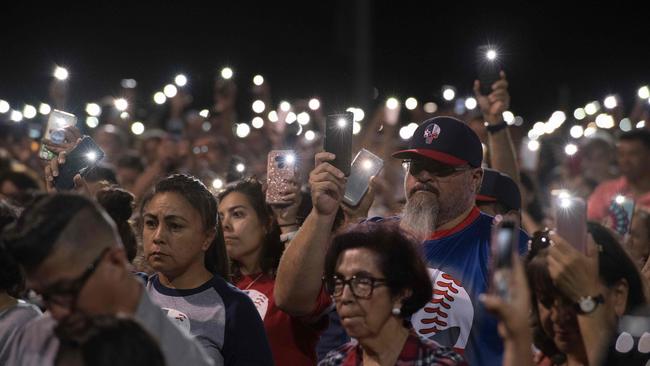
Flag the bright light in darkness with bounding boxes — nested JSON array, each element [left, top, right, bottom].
[[174, 74, 188, 87]]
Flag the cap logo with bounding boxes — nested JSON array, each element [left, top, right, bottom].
[[423, 123, 441, 144]]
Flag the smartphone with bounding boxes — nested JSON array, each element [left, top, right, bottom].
[[343, 149, 384, 207], [324, 112, 353, 176], [39, 110, 78, 160], [609, 196, 635, 237], [53, 136, 105, 191], [553, 193, 588, 254], [490, 216, 518, 300], [476, 45, 502, 95], [266, 150, 298, 205]]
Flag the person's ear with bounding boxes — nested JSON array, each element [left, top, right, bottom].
[[609, 279, 630, 317], [472, 168, 484, 193], [202, 228, 217, 251], [393, 288, 413, 310], [107, 246, 128, 266]]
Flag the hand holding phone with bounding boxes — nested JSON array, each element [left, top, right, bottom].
[[552, 192, 588, 254], [40, 110, 78, 160], [343, 149, 384, 207], [476, 45, 502, 95], [324, 112, 353, 176], [53, 136, 105, 191], [266, 150, 298, 205]]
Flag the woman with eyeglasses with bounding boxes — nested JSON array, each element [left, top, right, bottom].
[[320, 222, 466, 366], [217, 178, 332, 366], [526, 223, 646, 366], [141, 174, 273, 365]]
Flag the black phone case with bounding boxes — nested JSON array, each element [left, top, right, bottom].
[[54, 136, 105, 190], [324, 112, 353, 176], [476, 46, 501, 95]]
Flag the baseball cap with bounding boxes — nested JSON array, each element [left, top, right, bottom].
[[392, 116, 483, 167], [476, 168, 521, 211]]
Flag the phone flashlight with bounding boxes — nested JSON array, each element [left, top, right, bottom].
[[362, 160, 373, 170], [236, 163, 245, 173], [485, 49, 497, 61], [337, 118, 347, 128], [86, 152, 97, 161]]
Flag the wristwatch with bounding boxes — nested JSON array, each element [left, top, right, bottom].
[[575, 294, 605, 314], [484, 120, 508, 134]]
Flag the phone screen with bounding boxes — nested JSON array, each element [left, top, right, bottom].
[[553, 194, 588, 253], [54, 136, 105, 190], [324, 112, 353, 176], [490, 218, 518, 300], [39, 110, 77, 160], [343, 149, 384, 207]]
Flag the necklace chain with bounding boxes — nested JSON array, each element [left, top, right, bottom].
[[243, 273, 264, 291]]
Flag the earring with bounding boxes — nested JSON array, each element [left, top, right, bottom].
[[391, 307, 401, 316]]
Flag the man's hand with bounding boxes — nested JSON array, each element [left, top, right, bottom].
[[341, 176, 380, 223], [270, 178, 303, 230], [309, 152, 346, 216], [474, 71, 510, 124]]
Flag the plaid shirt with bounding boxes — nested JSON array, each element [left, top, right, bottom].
[[318, 330, 467, 366]]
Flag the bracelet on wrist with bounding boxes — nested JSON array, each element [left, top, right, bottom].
[[484, 120, 508, 134]]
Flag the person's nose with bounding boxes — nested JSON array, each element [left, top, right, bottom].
[[221, 215, 233, 232], [152, 223, 167, 245]]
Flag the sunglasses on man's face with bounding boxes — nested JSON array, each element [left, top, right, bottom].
[[402, 159, 472, 177]]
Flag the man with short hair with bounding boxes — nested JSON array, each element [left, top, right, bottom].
[[588, 129, 650, 220], [2, 193, 215, 366]]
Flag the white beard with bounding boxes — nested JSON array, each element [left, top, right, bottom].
[[401, 191, 439, 241]]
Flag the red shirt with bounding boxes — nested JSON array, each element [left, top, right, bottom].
[[587, 176, 650, 221], [236, 273, 331, 366]]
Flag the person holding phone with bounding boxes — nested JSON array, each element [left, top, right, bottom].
[[217, 178, 331, 366]]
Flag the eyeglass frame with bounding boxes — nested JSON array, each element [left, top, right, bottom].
[[323, 274, 388, 299], [402, 159, 473, 178], [35, 247, 111, 309]]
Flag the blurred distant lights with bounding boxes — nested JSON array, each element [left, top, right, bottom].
[[252, 117, 264, 129], [423, 102, 438, 114], [399, 123, 419, 140], [308, 98, 320, 110], [570, 125, 584, 139], [114, 98, 128, 111], [595, 113, 615, 129], [221, 67, 233, 80], [268, 110, 279, 122], [174, 74, 187, 87], [564, 143, 578, 156], [502, 111, 515, 124], [39, 103, 51, 115], [202, 122, 211, 132], [405, 97, 418, 110], [0, 100, 9, 113], [442, 86, 456, 101], [305, 130, 316, 141], [252, 100, 266, 114], [120, 112, 130, 120], [465, 97, 478, 110], [131, 122, 145, 135], [121, 79, 137, 89], [23, 105, 37, 119], [10, 110, 23, 122], [486, 49, 497, 60], [236, 163, 246, 173], [153, 92, 166, 105], [163, 84, 178, 98], [527, 140, 540, 151], [53, 66, 69, 81], [86, 116, 99, 128], [604, 95, 617, 109], [297, 112, 310, 125], [584, 125, 597, 137], [584, 101, 600, 116], [86, 103, 102, 117], [280, 101, 291, 112], [353, 121, 361, 135], [573, 108, 586, 120], [199, 109, 209, 118], [346, 107, 365, 122], [285, 112, 297, 124], [212, 178, 224, 190], [638, 120, 646, 129], [253, 75, 264, 86], [386, 97, 399, 110], [619, 118, 632, 132], [513, 116, 524, 126], [638, 86, 650, 99], [236, 123, 251, 138]]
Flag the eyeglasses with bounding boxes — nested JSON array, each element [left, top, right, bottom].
[[36, 248, 110, 309], [402, 159, 472, 178], [323, 275, 387, 299]]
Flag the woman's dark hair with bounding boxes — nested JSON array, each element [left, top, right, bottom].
[[140, 174, 229, 279], [96, 188, 137, 263], [217, 178, 283, 280], [55, 314, 165, 366], [0, 200, 23, 296], [323, 222, 432, 320], [526, 222, 647, 363]]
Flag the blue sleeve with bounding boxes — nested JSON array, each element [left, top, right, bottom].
[[517, 229, 530, 256], [222, 290, 274, 366]]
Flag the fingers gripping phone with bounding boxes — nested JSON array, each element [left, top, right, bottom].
[[343, 149, 384, 207], [490, 216, 518, 300], [324, 112, 353, 176], [54, 136, 105, 191], [608, 196, 636, 237], [266, 150, 298, 205], [476, 45, 502, 95], [39, 110, 78, 160], [553, 192, 588, 254]]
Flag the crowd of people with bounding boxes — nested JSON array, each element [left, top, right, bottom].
[[1, 64, 650, 366]]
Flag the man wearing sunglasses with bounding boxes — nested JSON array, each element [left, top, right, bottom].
[[2, 194, 215, 366]]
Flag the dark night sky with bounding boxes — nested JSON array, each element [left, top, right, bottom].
[[1, 2, 649, 124]]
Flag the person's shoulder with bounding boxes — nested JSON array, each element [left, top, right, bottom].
[[416, 336, 467, 365], [209, 275, 255, 306]]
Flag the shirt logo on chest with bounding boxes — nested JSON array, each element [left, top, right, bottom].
[[244, 289, 269, 320]]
